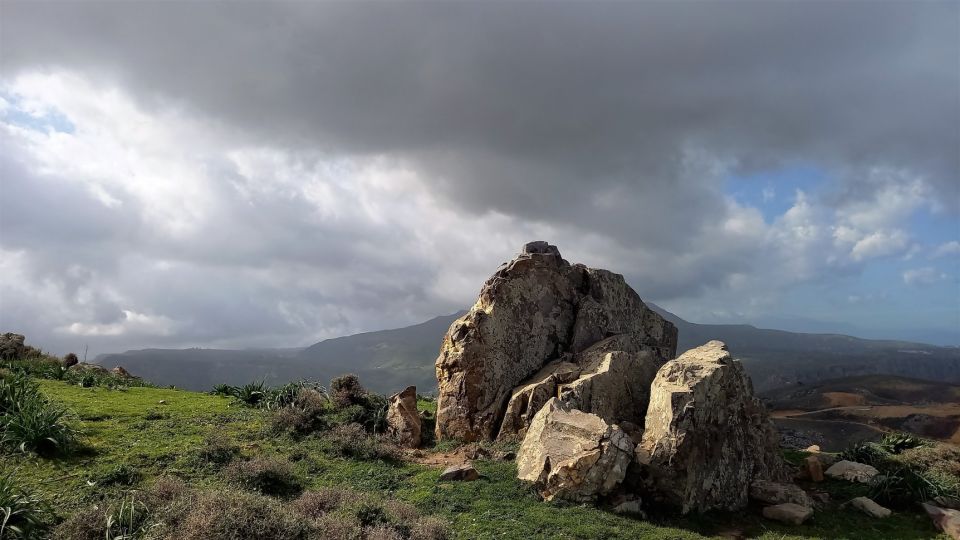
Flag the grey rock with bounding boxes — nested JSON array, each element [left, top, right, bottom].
[[849, 496, 892, 518], [825, 460, 879, 483], [763, 503, 814, 525], [439, 463, 479, 482], [750, 480, 814, 507]]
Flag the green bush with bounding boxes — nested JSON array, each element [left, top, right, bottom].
[[330, 374, 367, 408], [840, 441, 892, 469], [869, 467, 953, 508], [321, 423, 400, 461], [270, 388, 330, 435], [0, 471, 52, 539], [878, 432, 927, 455]]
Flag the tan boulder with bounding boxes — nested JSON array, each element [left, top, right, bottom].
[[498, 360, 581, 441], [849, 496, 891, 518], [386, 386, 422, 448], [805, 455, 824, 482], [825, 460, 879, 483], [922, 503, 960, 540], [763, 503, 814, 525], [749, 480, 814, 507], [637, 341, 788, 513], [517, 398, 634, 502], [435, 242, 676, 442]]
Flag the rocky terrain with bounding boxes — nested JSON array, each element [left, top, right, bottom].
[[434, 243, 791, 514]]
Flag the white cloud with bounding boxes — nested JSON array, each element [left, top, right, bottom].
[[934, 241, 960, 258], [902, 267, 947, 287]]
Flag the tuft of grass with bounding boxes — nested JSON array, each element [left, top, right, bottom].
[[877, 432, 928, 455], [193, 432, 240, 466], [0, 372, 79, 455], [320, 423, 400, 461], [0, 471, 52, 539]]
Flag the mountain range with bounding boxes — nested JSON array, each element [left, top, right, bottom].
[[96, 305, 960, 394]]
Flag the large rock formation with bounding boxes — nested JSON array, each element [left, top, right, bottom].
[[435, 242, 677, 442], [516, 398, 634, 502], [636, 341, 788, 513]]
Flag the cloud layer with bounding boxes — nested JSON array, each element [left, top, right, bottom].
[[1, 2, 958, 353]]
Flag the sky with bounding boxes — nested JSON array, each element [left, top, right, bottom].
[[0, 1, 958, 358]]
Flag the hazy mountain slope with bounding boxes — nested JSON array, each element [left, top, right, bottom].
[[98, 306, 960, 394]]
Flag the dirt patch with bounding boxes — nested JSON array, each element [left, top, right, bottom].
[[823, 392, 867, 407]]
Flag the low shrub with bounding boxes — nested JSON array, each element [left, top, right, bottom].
[[897, 444, 960, 479], [195, 432, 240, 466], [330, 374, 366, 409], [321, 423, 400, 461], [878, 432, 927, 455], [840, 441, 892, 469], [0, 471, 52, 539], [223, 456, 303, 497], [290, 487, 363, 519], [53, 494, 153, 540], [271, 388, 330, 435], [175, 489, 309, 540], [868, 467, 954, 508]]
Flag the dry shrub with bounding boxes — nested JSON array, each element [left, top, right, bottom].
[[382, 499, 420, 524], [176, 488, 309, 540], [323, 423, 400, 461], [291, 487, 364, 519], [310, 513, 364, 540], [146, 475, 190, 506], [364, 524, 404, 540], [223, 456, 303, 497], [898, 443, 960, 478], [271, 388, 329, 435], [330, 374, 366, 409], [410, 517, 451, 540], [50, 505, 109, 540], [196, 431, 240, 465]]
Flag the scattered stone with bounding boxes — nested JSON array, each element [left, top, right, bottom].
[[611, 496, 644, 516], [749, 480, 814, 507], [849, 496, 892, 518], [762, 503, 814, 525], [825, 460, 879, 483], [435, 242, 676, 442], [111, 366, 134, 378], [158, 400, 166, 405], [439, 463, 479, 482], [386, 386, 422, 448], [922, 503, 960, 540], [804, 445, 821, 453], [805, 456, 824, 482], [517, 398, 633, 502], [637, 341, 788, 513]]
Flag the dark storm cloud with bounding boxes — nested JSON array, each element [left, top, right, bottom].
[[3, 1, 957, 228]]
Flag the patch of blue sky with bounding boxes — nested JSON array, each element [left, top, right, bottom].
[[723, 164, 828, 222], [0, 91, 75, 134], [908, 206, 960, 249]]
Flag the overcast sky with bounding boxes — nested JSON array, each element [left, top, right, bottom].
[[1, 1, 958, 356]]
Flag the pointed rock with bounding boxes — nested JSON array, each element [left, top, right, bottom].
[[387, 385, 422, 448]]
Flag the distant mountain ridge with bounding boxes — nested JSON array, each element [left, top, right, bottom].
[[97, 305, 960, 394]]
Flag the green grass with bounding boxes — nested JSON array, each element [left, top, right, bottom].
[[1, 380, 949, 539]]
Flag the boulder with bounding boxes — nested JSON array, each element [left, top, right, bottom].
[[439, 463, 479, 482], [636, 341, 788, 513], [825, 460, 879, 483], [763, 503, 814, 525], [435, 242, 676, 442], [805, 456, 824, 482], [0, 333, 28, 361], [517, 398, 634, 502], [749, 480, 814, 507], [386, 386, 422, 448], [922, 503, 960, 540], [849, 496, 891, 518]]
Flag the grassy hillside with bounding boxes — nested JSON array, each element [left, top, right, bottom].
[[96, 307, 960, 395], [2, 377, 951, 539]]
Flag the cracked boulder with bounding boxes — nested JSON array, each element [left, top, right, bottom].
[[636, 340, 789, 513], [386, 385, 422, 448], [435, 241, 676, 442], [517, 398, 634, 502]]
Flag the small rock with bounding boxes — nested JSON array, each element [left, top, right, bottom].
[[494, 450, 516, 461], [464, 444, 491, 460], [849, 496, 891, 518], [805, 455, 824, 482], [933, 496, 960, 511], [825, 460, 879, 483], [804, 445, 821, 453], [762, 503, 814, 525], [750, 480, 814, 507], [922, 503, 960, 540], [158, 400, 166, 404], [439, 463, 479, 482], [612, 498, 644, 516]]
